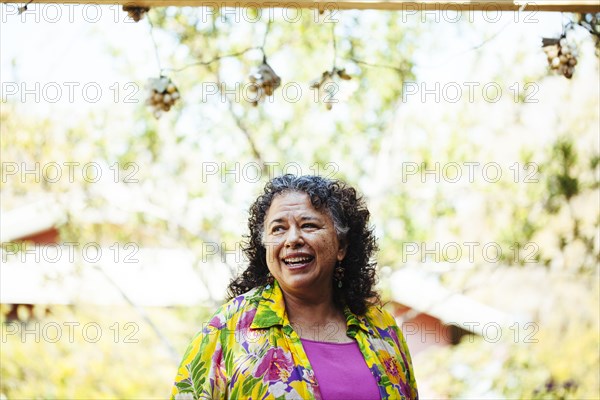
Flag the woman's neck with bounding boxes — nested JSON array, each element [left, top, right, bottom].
[[281, 290, 350, 342], [283, 291, 339, 322]]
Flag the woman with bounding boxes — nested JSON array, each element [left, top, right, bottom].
[[171, 175, 418, 400]]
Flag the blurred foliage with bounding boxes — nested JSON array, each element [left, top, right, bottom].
[[417, 292, 599, 398], [1, 5, 599, 400], [0, 304, 210, 399]]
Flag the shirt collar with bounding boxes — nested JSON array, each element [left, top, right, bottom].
[[250, 280, 288, 329], [250, 280, 370, 334], [343, 306, 370, 334]]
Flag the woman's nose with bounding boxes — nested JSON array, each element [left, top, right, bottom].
[[285, 225, 304, 247]]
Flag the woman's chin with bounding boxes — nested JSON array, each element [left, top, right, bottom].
[[279, 273, 329, 293]]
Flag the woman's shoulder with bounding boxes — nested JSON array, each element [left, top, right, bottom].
[[362, 303, 410, 352], [203, 286, 265, 330], [363, 302, 400, 329]]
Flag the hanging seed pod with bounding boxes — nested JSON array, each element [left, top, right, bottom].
[[542, 34, 579, 79], [336, 68, 352, 80], [310, 67, 352, 110], [123, 6, 150, 22], [310, 71, 331, 90], [247, 60, 281, 106], [146, 76, 180, 118], [309, 71, 332, 110]]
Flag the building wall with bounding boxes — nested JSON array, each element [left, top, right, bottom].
[[20, 227, 60, 244], [401, 313, 453, 354]]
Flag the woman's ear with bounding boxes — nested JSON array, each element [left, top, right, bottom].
[[337, 244, 347, 261]]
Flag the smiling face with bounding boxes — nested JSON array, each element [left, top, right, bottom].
[[263, 191, 346, 300]]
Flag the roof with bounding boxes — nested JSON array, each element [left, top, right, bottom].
[[389, 267, 529, 336], [0, 247, 232, 307], [0, 199, 66, 242]]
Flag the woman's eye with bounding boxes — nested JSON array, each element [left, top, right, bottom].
[[272, 226, 284, 233], [302, 223, 317, 229]]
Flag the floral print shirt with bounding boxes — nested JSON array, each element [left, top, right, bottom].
[[171, 281, 418, 400]]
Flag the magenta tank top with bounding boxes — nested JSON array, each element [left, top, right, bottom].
[[300, 338, 381, 400]]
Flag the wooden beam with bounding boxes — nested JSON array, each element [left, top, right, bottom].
[[1, 0, 598, 12]]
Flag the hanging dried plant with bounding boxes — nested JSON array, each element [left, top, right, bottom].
[[247, 60, 281, 106], [123, 5, 151, 22], [542, 35, 578, 79], [310, 67, 352, 110], [146, 76, 180, 118]]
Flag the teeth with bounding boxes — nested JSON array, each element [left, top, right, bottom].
[[285, 257, 312, 264]]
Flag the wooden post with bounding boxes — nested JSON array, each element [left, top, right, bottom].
[[0, 0, 598, 12]]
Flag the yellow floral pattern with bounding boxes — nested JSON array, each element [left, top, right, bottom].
[[171, 281, 418, 399]]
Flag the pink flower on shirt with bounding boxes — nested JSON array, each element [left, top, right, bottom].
[[208, 314, 226, 329], [208, 341, 227, 387], [237, 309, 257, 330], [253, 347, 294, 382]]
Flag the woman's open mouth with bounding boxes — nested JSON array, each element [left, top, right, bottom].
[[282, 255, 315, 269]]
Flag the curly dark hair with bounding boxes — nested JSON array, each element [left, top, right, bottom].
[[227, 174, 380, 315]]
